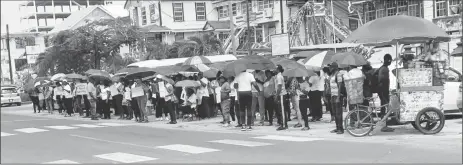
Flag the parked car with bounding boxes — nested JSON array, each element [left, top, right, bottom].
[[1, 85, 22, 107], [457, 82, 462, 112]]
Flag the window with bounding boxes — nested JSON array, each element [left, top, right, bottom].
[[408, 0, 421, 17], [241, 1, 251, 14], [397, 0, 407, 15], [218, 6, 228, 18], [365, 3, 375, 22], [195, 2, 206, 21], [175, 32, 184, 41], [25, 37, 35, 46], [449, 0, 460, 15], [349, 19, 358, 31], [149, 4, 156, 23], [376, 9, 385, 18], [132, 7, 139, 26], [173, 3, 184, 22], [141, 7, 147, 25], [232, 3, 237, 16], [258, 0, 273, 11], [435, 0, 447, 17], [15, 38, 25, 49], [385, 0, 396, 16], [258, 0, 264, 11]]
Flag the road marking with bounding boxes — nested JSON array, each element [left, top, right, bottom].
[[94, 152, 158, 163], [44, 126, 78, 130], [1, 119, 52, 123], [97, 123, 128, 127], [73, 124, 106, 128], [252, 135, 323, 142], [43, 159, 79, 164], [1, 132, 15, 137], [157, 144, 220, 154], [209, 139, 273, 147], [70, 134, 157, 149], [14, 128, 49, 133]]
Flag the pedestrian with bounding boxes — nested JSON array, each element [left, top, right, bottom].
[[87, 78, 98, 120], [228, 76, 237, 124], [54, 82, 64, 114], [299, 77, 311, 130], [322, 66, 334, 122], [38, 86, 45, 111], [197, 72, 211, 119], [378, 54, 395, 132], [150, 78, 159, 118], [164, 79, 177, 124], [62, 80, 74, 117], [132, 78, 150, 123], [157, 78, 170, 121], [329, 63, 344, 134], [219, 76, 231, 127], [181, 88, 197, 118], [308, 71, 324, 122], [210, 75, 220, 118], [110, 78, 124, 119], [130, 80, 141, 122], [43, 84, 54, 114], [100, 81, 111, 119], [122, 79, 134, 120], [74, 79, 88, 116], [288, 77, 303, 128], [96, 81, 105, 118], [275, 65, 288, 131], [251, 70, 266, 126], [263, 70, 275, 126], [232, 69, 260, 131]]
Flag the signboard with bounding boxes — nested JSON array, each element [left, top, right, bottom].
[[398, 68, 433, 88], [399, 90, 444, 122], [27, 54, 38, 64], [271, 33, 290, 56], [75, 83, 88, 95], [26, 45, 43, 55]]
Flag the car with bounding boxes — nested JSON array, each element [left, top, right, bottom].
[[457, 82, 462, 112], [1, 85, 22, 107]]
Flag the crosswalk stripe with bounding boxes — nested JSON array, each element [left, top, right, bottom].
[[157, 144, 220, 154], [14, 128, 49, 133], [209, 139, 273, 147], [96, 123, 128, 127], [43, 159, 79, 164], [94, 152, 158, 163], [44, 126, 78, 130], [252, 135, 323, 142], [73, 124, 106, 128], [1, 132, 15, 137]]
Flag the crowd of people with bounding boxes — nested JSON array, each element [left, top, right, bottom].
[[28, 54, 395, 134]]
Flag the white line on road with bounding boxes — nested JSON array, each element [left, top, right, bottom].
[[94, 152, 158, 163], [70, 134, 157, 150], [44, 126, 78, 130], [73, 124, 106, 128], [14, 128, 49, 134], [43, 159, 79, 164], [252, 135, 323, 142], [157, 144, 220, 154], [1, 119, 52, 123], [1, 132, 15, 137], [96, 123, 129, 127], [209, 139, 273, 147]]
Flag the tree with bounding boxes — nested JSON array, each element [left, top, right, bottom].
[[172, 32, 224, 58], [101, 54, 137, 74], [143, 40, 175, 60]]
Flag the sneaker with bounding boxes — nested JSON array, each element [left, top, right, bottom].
[[241, 126, 246, 131], [247, 126, 252, 131], [330, 129, 339, 133], [235, 124, 243, 128], [301, 127, 310, 131], [276, 126, 287, 131], [336, 130, 344, 134], [293, 124, 302, 128], [222, 123, 230, 127]]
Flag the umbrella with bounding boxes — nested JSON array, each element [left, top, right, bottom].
[[65, 73, 86, 80], [223, 55, 276, 77], [331, 52, 368, 67], [51, 73, 66, 81], [155, 74, 175, 85], [343, 15, 450, 46], [209, 61, 232, 70], [34, 77, 51, 83], [203, 68, 220, 78], [282, 68, 316, 77], [85, 69, 110, 77], [115, 68, 131, 76], [34, 80, 51, 87], [451, 41, 462, 57], [175, 80, 201, 87], [297, 51, 336, 69], [183, 56, 212, 65], [125, 67, 156, 80], [270, 57, 306, 71], [89, 73, 112, 83]]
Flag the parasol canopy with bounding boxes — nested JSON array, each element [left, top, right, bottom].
[[155, 74, 175, 85], [203, 68, 220, 78], [85, 69, 110, 77], [331, 52, 368, 67], [65, 73, 86, 80], [175, 80, 201, 87], [34, 80, 52, 87], [125, 67, 157, 80], [115, 68, 131, 76], [51, 73, 66, 81], [297, 51, 336, 69], [183, 56, 212, 65], [223, 55, 276, 77], [282, 68, 315, 77], [343, 15, 451, 46]]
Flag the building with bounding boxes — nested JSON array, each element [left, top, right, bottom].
[[19, 0, 125, 33]]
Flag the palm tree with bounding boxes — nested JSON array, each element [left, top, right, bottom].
[[173, 32, 224, 58]]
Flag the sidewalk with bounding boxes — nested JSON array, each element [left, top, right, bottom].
[[3, 105, 462, 145]]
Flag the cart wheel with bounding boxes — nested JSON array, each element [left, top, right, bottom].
[[414, 107, 445, 135], [411, 123, 419, 130], [344, 109, 374, 137]]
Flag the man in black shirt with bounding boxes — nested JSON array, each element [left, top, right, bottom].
[[378, 54, 394, 132]]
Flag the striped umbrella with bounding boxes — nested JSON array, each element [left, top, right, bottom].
[[183, 56, 212, 65], [297, 51, 335, 69]]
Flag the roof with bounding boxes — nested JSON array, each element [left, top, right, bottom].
[[140, 24, 171, 33], [203, 21, 232, 31], [167, 21, 207, 32], [49, 6, 116, 34]]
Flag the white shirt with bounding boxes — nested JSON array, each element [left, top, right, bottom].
[[101, 87, 109, 100], [197, 78, 210, 97], [87, 83, 96, 98], [230, 83, 237, 97], [53, 86, 63, 96], [308, 75, 323, 91], [187, 93, 198, 108], [110, 82, 122, 96], [232, 72, 256, 92], [274, 73, 286, 95], [344, 68, 364, 80], [124, 87, 131, 100], [63, 85, 73, 98]]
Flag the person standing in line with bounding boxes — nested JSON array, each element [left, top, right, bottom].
[[219, 76, 231, 127], [43, 84, 54, 114], [275, 65, 288, 131], [157, 78, 170, 121], [150, 78, 159, 118], [164, 80, 177, 124], [130, 80, 141, 122], [263, 70, 275, 126], [110, 78, 124, 119], [232, 69, 259, 131], [74, 79, 88, 116], [288, 77, 303, 128], [378, 54, 395, 132], [133, 78, 150, 123], [38, 86, 45, 111], [299, 77, 311, 130], [251, 70, 266, 126], [210, 74, 221, 118], [96, 81, 105, 118], [308, 71, 324, 122], [29, 86, 41, 113], [329, 63, 344, 134], [173, 75, 184, 119], [228, 76, 237, 124], [62, 80, 74, 117], [322, 66, 334, 122], [54, 82, 64, 114], [197, 72, 211, 119], [87, 78, 98, 120], [100, 81, 111, 119], [122, 79, 134, 120]]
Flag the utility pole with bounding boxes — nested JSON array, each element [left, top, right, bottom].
[[245, 0, 252, 56], [228, 1, 236, 56], [6, 24, 14, 84], [279, 0, 284, 33]]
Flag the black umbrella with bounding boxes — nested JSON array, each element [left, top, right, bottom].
[[124, 67, 157, 80]]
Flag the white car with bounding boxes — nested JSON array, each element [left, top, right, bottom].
[[1, 86, 22, 106]]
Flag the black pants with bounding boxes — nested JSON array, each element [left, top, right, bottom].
[[264, 96, 275, 124], [276, 95, 289, 127], [75, 95, 83, 115], [30, 96, 41, 112], [112, 94, 123, 116], [166, 100, 176, 122], [309, 91, 323, 119], [101, 100, 111, 119], [325, 94, 333, 118], [123, 102, 133, 119], [156, 97, 169, 118], [63, 98, 73, 115], [131, 99, 140, 119], [83, 95, 90, 116], [151, 98, 157, 116], [55, 95, 64, 113], [198, 96, 210, 119], [209, 94, 216, 117], [299, 96, 310, 127], [378, 90, 390, 116], [230, 96, 236, 121], [284, 94, 291, 120], [96, 98, 103, 116], [238, 91, 253, 126], [332, 96, 343, 131]]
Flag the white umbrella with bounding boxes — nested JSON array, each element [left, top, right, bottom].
[[297, 51, 336, 69], [51, 73, 66, 81]]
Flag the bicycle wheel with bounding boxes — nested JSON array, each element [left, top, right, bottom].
[[414, 107, 445, 135], [344, 109, 374, 137]]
